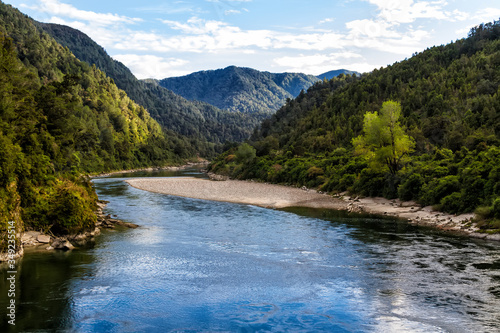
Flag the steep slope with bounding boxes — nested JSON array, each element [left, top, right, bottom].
[[156, 66, 320, 114], [38, 23, 258, 148], [317, 69, 361, 80], [210, 20, 500, 228], [0, 2, 190, 248]]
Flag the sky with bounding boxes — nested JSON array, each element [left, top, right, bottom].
[[3, 0, 500, 79]]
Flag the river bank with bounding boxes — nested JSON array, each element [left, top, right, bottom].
[[91, 161, 209, 178], [0, 201, 137, 262], [0, 162, 208, 262], [126, 177, 500, 242]]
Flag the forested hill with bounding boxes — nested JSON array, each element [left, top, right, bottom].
[[156, 66, 320, 114], [210, 20, 500, 231], [38, 23, 259, 148], [0, 2, 193, 249], [317, 69, 361, 80]]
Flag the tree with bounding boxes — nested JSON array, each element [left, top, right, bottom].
[[352, 100, 415, 174], [235, 142, 256, 163]]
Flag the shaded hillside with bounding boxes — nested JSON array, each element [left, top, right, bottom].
[[317, 69, 361, 80], [0, 3, 190, 248], [157, 66, 320, 114], [38, 23, 258, 149], [210, 20, 500, 229]]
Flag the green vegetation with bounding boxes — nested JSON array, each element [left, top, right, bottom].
[[0, 3, 191, 251], [39, 23, 258, 154], [210, 20, 500, 232], [157, 66, 320, 114], [352, 101, 415, 174]]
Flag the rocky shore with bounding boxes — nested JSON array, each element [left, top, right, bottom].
[[127, 177, 500, 242], [0, 201, 137, 262]]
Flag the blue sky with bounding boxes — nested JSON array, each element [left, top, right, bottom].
[[3, 0, 500, 79]]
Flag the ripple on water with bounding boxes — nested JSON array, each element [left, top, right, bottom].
[[2, 173, 500, 332]]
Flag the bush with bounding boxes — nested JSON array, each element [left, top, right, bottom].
[[420, 175, 460, 206], [353, 168, 385, 197], [235, 143, 256, 163], [398, 173, 424, 201], [49, 179, 97, 234], [493, 197, 500, 219], [338, 173, 356, 191], [440, 192, 463, 214]]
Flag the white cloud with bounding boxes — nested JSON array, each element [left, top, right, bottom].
[[319, 18, 334, 24], [23, 0, 141, 26], [365, 0, 449, 24], [346, 19, 400, 38], [446, 9, 469, 22], [156, 17, 346, 52], [473, 7, 500, 23], [273, 52, 365, 74], [112, 54, 190, 79]]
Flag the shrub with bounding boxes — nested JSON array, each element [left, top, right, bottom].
[[493, 197, 500, 219], [352, 168, 385, 197], [307, 166, 324, 178], [235, 143, 256, 163], [338, 173, 356, 191], [398, 173, 424, 201], [420, 175, 460, 206], [440, 192, 463, 214], [49, 179, 97, 234]]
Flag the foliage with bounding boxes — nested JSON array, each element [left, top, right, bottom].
[[157, 66, 320, 115], [38, 24, 266, 153], [209, 19, 500, 231], [235, 143, 256, 163], [353, 101, 415, 174], [0, 3, 192, 249]]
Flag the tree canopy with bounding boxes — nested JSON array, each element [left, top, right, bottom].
[[353, 101, 415, 174]]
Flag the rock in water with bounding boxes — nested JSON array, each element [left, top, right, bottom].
[[51, 239, 75, 251]]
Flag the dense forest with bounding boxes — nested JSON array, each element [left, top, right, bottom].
[[0, 2, 194, 251], [157, 66, 320, 114], [210, 20, 500, 232], [38, 23, 259, 153]]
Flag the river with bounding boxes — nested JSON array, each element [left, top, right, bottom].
[[1, 168, 500, 332]]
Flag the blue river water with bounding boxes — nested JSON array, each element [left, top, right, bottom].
[[1, 168, 500, 332]]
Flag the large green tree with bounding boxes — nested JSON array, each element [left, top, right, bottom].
[[352, 101, 415, 174]]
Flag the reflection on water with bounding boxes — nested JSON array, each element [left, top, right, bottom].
[[1, 169, 500, 332]]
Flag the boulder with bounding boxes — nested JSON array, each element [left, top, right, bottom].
[[51, 239, 75, 251], [37, 234, 51, 243]]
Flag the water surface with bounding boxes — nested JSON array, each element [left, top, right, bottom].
[[1, 169, 500, 332]]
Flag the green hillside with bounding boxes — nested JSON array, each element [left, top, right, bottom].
[[38, 23, 258, 150], [210, 20, 500, 231], [0, 2, 191, 250], [157, 66, 320, 114]]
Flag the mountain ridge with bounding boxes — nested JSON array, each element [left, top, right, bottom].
[[156, 66, 321, 114], [38, 23, 259, 151], [317, 69, 361, 80], [209, 19, 500, 229]]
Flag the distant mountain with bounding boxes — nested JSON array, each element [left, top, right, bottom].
[[317, 69, 360, 80], [156, 66, 320, 114], [210, 19, 500, 224], [38, 23, 259, 150]]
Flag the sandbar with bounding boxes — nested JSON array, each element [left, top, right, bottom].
[[126, 177, 499, 241]]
